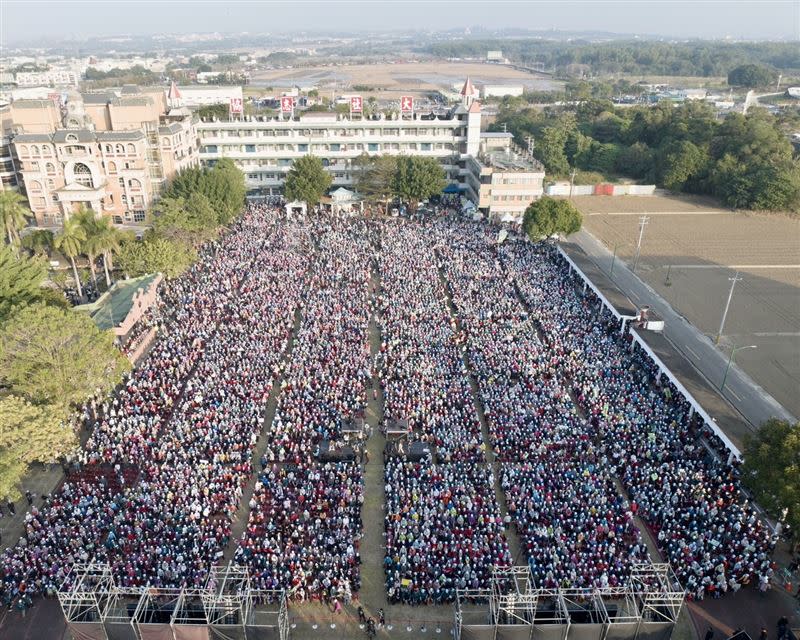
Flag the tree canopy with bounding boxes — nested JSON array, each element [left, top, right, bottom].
[[727, 64, 776, 88], [0, 396, 78, 501], [522, 197, 583, 240], [284, 155, 332, 208], [742, 418, 800, 543], [353, 153, 397, 203], [0, 246, 67, 322], [0, 304, 130, 414], [493, 100, 800, 211], [390, 156, 446, 209], [116, 235, 197, 279], [164, 158, 246, 225]]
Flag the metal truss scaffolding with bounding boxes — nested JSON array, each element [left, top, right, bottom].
[[455, 563, 685, 640], [58, 563, 288, 640]]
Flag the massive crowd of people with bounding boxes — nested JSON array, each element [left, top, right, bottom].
[[432, 218, 774, 599], [1, 204, 307, 599], [0, 206, 775, 612]]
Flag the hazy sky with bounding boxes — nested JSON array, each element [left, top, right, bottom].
[[2, 0, 798, 42]]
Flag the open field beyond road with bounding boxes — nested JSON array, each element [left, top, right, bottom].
[[249, 61, 560, 97], [576, 194, 800, 417]]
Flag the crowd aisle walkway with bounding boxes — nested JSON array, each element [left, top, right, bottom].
[[358, 261, 390, 617], [435, 249, 526, 568], [223, 305, 304, 562]]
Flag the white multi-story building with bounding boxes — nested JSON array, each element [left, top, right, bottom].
[[178, 85, 243, 107], [463, 132, 545, 222], [198, 80, 483, 195], [15, 69, 79, 88]]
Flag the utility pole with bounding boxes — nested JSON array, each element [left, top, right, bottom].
[[776, 74, 783, 92], [715, 271, 742, 344], [569, 168, 576, 199], [631, 215, 649, 273]]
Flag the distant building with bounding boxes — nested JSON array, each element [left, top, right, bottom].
[[480, 85, 524, 99], [7, 85, 199, 227], [463, 131, 545, 223], [487, 51, 504, 62], [178, 85, 243, 107], [15, 69, 78, 88]]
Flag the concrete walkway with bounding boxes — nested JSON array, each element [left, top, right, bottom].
[[566, 229, 796, 430]]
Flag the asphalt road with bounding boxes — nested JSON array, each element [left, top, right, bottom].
[[568, 229, 796, 436]]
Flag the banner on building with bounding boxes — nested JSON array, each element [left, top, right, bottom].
[[280, 96, 294, 113], [400, 96, 414, 113], [350, 96, 363, 113], [229, 97, 243, 114]]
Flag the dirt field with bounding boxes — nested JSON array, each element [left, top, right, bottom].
[[575, 194, 800, 417], [249, 61, 560, 98]]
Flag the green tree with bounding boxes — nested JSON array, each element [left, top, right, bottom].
[[21, 229, 54, 256], [657, 140, 708, 192], [73, 208, 102, 286], [116, 236, 197, 279], [285, 155, 332, 208], [54, 216, 87, 301], [152, 193, 219, 245], [534, 123, 572, 176], [615, 142, 654, 180], [742, 418, 800, 543], [0, 190, 33, 251], [353, 153, 397, 204], [85, 217, 123, 288], [727, 64, 776, 88], [0, 246, 48, 322], [0, 304, 130, 413], [0, 396, 77, 500], [522, 197, 583, 240], [196, 103, 229, 120], [390, 156, 446, 211]]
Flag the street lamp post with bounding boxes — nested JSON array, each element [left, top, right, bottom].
[[715, 271, 742, 344], [631, 215, 649, 273], [720, 343, 757, 392]]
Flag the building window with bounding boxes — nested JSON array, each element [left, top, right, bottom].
[[112, 215, 124, 224], [47, 179, 55, 189], [368, 143, 379, 152], [121, 194, 127, 204], [45, 162, 56, 174], [129, 178, 142, 190], [29, 180, 43, 192], [73, 163, 93, 188], [116, 144, 124, 154], [106, 145, 112, 153], [330, 144, 340, 152], [202, 145, 218, 153], [126, 144, 136, 154], [298, 144, 308, 152], [245, 144, 256, 153], [421, 143, 431, 151], [108, 161, 117, 173], [133, 210, 146, 222], [65, 134, 78, 143]]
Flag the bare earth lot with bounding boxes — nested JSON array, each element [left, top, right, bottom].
[[576, 194, 800, 417], [250, 61, 560, 97]]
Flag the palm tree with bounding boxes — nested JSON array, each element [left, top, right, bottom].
[[54, 217, 87, 301], [86, 217, 123, 288], [0, 190, 33, 252], [21, 229, 54, 256], [73, 207, 100, 287]]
